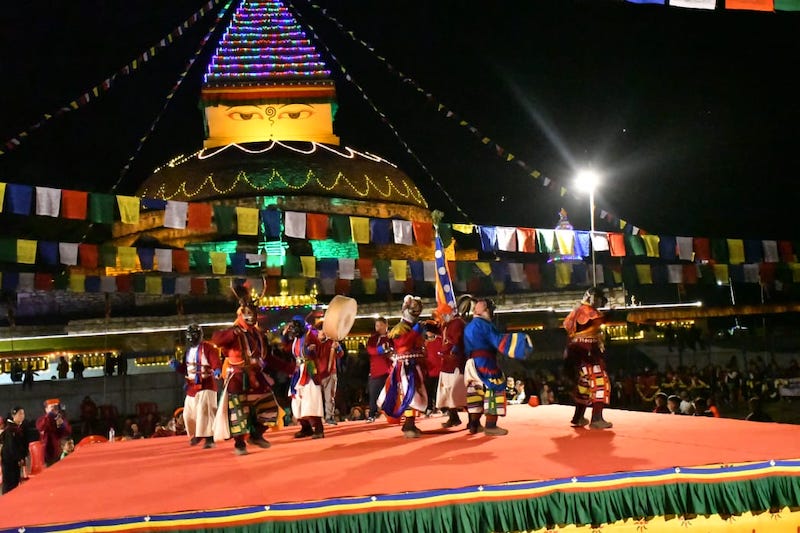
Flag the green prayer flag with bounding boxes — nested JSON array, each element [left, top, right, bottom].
[[213, 204, 235, 235], [89, 193, 115, 224], [191, 250, 210, 273], [374, 259, 390, 280], [624, 235, 646, 256], [330, 214, 351, 242], [0, 238, 16, 263], [283, 254, 302, 277], [205, 277, 221, 296], [710, 238, 729, 265], [132, 274, 146, 293], [437, 223, 453, 248], [100, 245, 117, 268]]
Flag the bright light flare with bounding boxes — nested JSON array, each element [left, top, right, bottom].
[[575, 169, 600, 194]]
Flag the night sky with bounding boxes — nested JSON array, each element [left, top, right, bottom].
[[1, 0, 798, 241]]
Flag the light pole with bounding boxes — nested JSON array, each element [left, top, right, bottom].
[[575, 170, 599, 287]]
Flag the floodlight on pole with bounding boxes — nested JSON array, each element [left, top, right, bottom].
[[575, 170, 600, 287]]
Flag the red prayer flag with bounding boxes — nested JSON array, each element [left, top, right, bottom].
[[523, 263, 541, 289], [172, 250, 190, 273], [516, 227, 537, 252], [190, 278, 206, 295], [411, 221, 433, 248], [693, 238, 711, 262], [306, 213, 329, 240], [778, 240, 795, 262], [682, 264, 699, 285], [34, 273, 54, 291], [61, 190, 88, 220], [608, 233, 626, 257], [187, 203, 213, 231], [78, 244, 98, 269], [116, 274, 132, 293], [357, 258, 374, 279], [334, 279, 351, 295], [725, 0, 773, 11], [759, 262, 776, 284]]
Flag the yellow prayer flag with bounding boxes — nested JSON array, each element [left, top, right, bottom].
[[235, 207, 259, 236], [642, 235, 661, 258], [209, 251, 228, 275], [69, 274, 86, 293], [350, 216, 370, 244], [118, 247, 138, 270], [791, 263, 800, 283], [555, 230, 574, 255], [116, 195, 140, 224], [391, 260, 407, 281], [300, 256, 316, 278], [451, 224, 474, 234], [16, 239, 37, 264], [612, 269, 622, 284], [362, 278, 377, 295], [727, 239, 745, 265], [0, 182, 6, 213], [635, 265, 653, 284], [713, 264, 729, 284], [145, 276, 162, 295], [555, 263, 572, 288], [475, 262, 491, 276]]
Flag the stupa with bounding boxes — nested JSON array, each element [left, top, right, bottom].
[[109, 0, 435, 299]]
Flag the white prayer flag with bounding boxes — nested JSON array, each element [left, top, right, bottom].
[[392, 220, 413, 245], [284, 211, 306, 238], [164, 201, 188, 229], [35, 186, 61, 217], [59, 242, 79, 265]]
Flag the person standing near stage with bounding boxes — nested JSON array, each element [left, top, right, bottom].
[[463, 297, 532, 436], [170, 324, 222, 449], [1, 407, 29, 495], [379, 295, 428, 438], [365, 317, 391, 423], [562, 287, 613, 429], [284, 315, 325, 439], [435, 301, 468, 428], [212, 286, 281, 455], [316, 327, 344, 425], [36, 399, 72, 466]]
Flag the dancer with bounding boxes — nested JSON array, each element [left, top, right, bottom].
[[379, 295, 428, 438], [463, 297, 532, 436], [284, 315, 325, 439], [169, 324, 222, 449], [562, 287, 612, 429], [435, 299, 468, 428], [212, 284, 284, 455]]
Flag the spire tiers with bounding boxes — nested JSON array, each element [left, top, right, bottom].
[[204, 0, 332, 88]]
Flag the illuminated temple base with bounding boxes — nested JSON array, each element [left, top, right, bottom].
[[1, 405, 798, 533]]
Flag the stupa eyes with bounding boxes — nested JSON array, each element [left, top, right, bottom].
[[277, 107, 313, 120], [227, 111, 264, 121]]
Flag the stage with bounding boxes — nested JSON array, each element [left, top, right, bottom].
[[3, 404, 800, 532]]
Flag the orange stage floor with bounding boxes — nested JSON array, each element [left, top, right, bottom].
[[3, 404, 800, 532]]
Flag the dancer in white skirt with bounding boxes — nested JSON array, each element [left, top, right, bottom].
[[434, 301, 468, 428], [169, 324, 222, 449]]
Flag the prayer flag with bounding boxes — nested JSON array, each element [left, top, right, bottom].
[[35, 187, 61, 217], [236, 207, 259, 236], [116, 195, 140, 224], [434, 234, 457, 311]]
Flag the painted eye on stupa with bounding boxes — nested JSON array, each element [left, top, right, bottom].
[[276, 104, 313, 120], [227, 111, 264, 121]]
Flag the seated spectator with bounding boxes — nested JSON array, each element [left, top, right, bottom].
[[692, 397, 714, 417], [653, 392, 669, 413], [508, 380, 527, 404], [59, 437, 75, 460], [126, 423, 145, 439], [678, 391, 695, 415], [745, 396, 773, 423], [667, 395, 683, 415]]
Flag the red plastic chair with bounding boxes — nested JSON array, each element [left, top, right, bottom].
[[28, 441, 45, 475], [77, 435, 109, 447]]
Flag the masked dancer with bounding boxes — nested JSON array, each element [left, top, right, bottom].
[[562, 287, 612, 429], [170, 324, 222, 449], [379, 295, 427, 438]]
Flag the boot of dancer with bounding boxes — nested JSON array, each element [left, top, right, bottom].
[[233, 435, 248, 455], [484, 414, 508, 436], [249, 430, 271, 448], [203, 436, 215, 449], [589, 404, 612, 429], [442, 408, 462, 428], [402, 415, 421, 438], [294, 419, 314, 438], [570, 404, 589, 427], [312, 417, 325, 439]]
